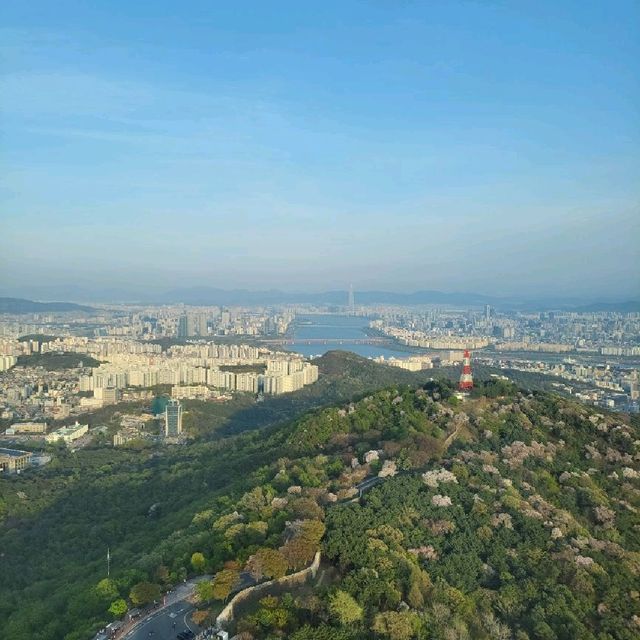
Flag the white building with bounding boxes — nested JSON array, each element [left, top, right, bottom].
[[45, 422, 89, 444]]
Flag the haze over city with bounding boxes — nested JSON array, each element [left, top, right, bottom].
[[3, 4, 640, 640], [2, 1, 639, 301]]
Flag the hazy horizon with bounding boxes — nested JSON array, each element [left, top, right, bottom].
[[2, 1, 639, 299], [0, 283, 637, 307]]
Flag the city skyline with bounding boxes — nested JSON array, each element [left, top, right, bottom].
[[2, 4, 639, 637], [2, 1, 639, 298]]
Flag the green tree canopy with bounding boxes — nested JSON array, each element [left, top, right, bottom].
[[195, 580, 214, 603], [191, 552, 206, 573], [329, 590, 363, 625], [129, 582, 161, 606], [211, 569, 241, 602], [95, 578, 119, 602], [108, 599, 127, 618], [371, 611, 419, 640]]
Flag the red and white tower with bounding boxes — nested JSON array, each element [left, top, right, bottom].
[[459, 349, 473, 391]]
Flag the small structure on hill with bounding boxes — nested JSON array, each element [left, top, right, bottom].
[[459, 350, 474, 391]]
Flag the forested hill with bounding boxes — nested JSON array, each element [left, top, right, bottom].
[[185, 351, 441, 438], [308, 350, 433, 401], [0, 297, 95, 313], [1, 375, 639, 640]]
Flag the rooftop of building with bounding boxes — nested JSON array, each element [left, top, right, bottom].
[[0, 447, 33, 458], [50, 422, 88, 435]]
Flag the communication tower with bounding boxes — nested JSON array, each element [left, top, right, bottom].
[[459, 350, 473, 391]]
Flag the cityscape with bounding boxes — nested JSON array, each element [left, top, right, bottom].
[[1, 298, 637, 450], [1, 2, 639, 640]]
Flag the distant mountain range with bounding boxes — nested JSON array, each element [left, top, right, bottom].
[[0, 291, 637, 313], [573, 300, 640, 313], [159, 287, 500, 307], [157, 287, 640, 311], [0, 297, 95, 314]]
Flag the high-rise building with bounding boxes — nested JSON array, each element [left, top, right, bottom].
[[177, 313, 208, 337], [191, 313, 208, 337], [484, 304, 492, 322], [164, 399, 183, 436], [348, 284, 355, 315], [177, 315, 189, 338], [502, 326, 515, 339]]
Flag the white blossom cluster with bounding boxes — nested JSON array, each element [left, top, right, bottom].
[[431, 494, 453, 507], [422, 468, 458, 488]]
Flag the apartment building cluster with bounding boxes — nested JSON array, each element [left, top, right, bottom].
[[372, 323, 489, 351], [170, 385, 219, 400], [0, 303, 294, 342], [84, 355, 318, 396], [371, 307, 639, 412], [373, 355, 434, 371], [0, 337, 42, 371], [175, 308, 293, 337], [0, 334, 319, 430], [43, 337, 321, 396], [601, 346, 640, 357], [370, 308, 640, 357], [495, 341, 575, 353], [40, 336, 162, 358]]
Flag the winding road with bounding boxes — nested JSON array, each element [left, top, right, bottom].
[[119, 578, 209, 640]]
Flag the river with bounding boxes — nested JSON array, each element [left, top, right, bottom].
[[287, 314, 417, 359]]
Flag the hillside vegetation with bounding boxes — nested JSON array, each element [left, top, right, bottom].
[[0, 356, 638, 640], [0, 297, 94, 313], [15, 352, 102, 370], [195, 382, 640, 640], [183, 351, 439, 438]]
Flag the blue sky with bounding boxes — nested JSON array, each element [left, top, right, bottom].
[[1, 1, 638, 299]]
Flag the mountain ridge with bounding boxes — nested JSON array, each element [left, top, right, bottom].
[[2, 289, 637, 311], [0, 297, 95, 314]]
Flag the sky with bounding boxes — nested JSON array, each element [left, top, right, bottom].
[[1, 1, 639, 301]]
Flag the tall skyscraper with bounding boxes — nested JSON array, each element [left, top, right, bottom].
[[164, 399, 183, 436], [348, 284, 355, 315], [177, 315, 189, 338], [484, 304, 492, 322]]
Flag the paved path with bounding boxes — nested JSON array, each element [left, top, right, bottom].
[[123, 600, 199, 640], [119, 577, 210, 640]]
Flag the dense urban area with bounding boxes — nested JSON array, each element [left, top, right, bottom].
[[1, 301, 637, 446], [4, 2, 639, 639], [0, 297, 639, 639], [1, 295, 639, 640]]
